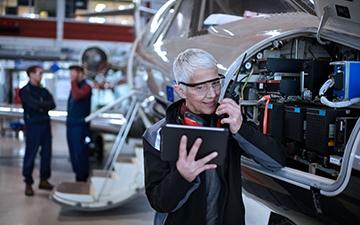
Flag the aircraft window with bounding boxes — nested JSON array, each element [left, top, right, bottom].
[[193, 0, 315, 33], [164, 0, 192, 40]]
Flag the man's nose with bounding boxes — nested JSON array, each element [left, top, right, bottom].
[[206, 85, 217, 97]]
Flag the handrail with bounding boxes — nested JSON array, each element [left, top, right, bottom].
[[103, 97, 137, 170], [85, 90, 136, 122], [95, 100, 140, 201]]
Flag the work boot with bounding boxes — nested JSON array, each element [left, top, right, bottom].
[[38, 180, 54, 190], [25, 184, 34, 196]]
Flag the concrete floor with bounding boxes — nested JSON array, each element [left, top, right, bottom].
[[0, 123, 270, 225], [0, 123, 154, 225]]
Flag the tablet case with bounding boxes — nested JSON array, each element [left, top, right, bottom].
[[160, 124, 229, 165]]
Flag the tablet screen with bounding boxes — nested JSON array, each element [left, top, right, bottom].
[[160, 124, 229, 165]]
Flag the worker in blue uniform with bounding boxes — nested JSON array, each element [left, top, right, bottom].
[[66, 65, 92, 182], [20, 65, 56, 196]]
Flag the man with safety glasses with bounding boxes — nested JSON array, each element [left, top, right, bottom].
[[143, 48, 285, 225]]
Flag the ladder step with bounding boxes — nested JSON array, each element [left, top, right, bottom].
[[55, 182, 91, 195], [92, 169, 112, 178], [117, 155, 136, 164]]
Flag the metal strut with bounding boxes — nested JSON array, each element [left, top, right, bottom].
[[96, 98, 141, 202], [316, 6, 331, 45]]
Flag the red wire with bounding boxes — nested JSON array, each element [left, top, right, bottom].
[[262, 95, 271, 134]]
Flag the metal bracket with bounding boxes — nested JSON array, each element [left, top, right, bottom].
[[311, 186, 323, 215], [316, 6, 331, 45]]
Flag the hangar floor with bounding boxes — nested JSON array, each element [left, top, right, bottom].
[[0, 123, 154, 225], [0, 123, 270, 225]]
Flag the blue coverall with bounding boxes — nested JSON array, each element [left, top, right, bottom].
[[19, 82, 56, 185], [66, 79, 92, 182]]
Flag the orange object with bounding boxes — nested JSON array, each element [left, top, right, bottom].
[[260, 95, 271, 134]]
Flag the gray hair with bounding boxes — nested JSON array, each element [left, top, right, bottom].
[[173, 48, 218, 83]]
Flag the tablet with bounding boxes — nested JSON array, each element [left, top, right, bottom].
[[160, 124, 229, 165]]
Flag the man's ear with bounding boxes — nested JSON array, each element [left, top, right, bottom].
[[174, 84, 186, 99]]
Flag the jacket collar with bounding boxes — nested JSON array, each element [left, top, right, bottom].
[[165, 99, 220, 127]]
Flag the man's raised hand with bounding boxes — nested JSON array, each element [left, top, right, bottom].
[[176, 135, 218, 182]]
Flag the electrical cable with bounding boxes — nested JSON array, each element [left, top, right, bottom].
[[240, 67, 254, 100], [226, 53, 247, 100], [319, 78, 360, 108]]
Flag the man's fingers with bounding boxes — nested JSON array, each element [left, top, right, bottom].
[[221, 117, 233, 125], [194, 164, 217, 175], [178, 135, 188, 160], [222, 98, 240, 109], [216, 102, 239, 115], [221, 98, 238, 106], [196, 151, 218, 165], [187, 138, 202, 161]]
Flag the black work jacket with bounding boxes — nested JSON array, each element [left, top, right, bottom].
[[19, 82, 56, 125], [143, 100, 285, 225]]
